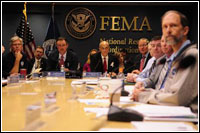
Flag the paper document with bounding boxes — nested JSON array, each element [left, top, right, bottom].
[[124, 85, 135, 95], [131, 122, 195, 131], [72, 79, 98, 85], [84, 107, 109, 117], [78, 99, 109, 105], [79, 97, 133, 105], [99, 128, 136, 131], [144, 117, 198, 122], [128, 104, 197, 122]]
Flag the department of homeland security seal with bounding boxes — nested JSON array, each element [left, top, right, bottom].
[[65, 7, 96, 39]]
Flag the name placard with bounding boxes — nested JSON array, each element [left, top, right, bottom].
[[7, 75, 19, 84], [43, 71, 65, 77], [83, 72, 102, 77]]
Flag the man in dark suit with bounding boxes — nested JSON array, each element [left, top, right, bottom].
[[46, 37, 78, 71], [29, 46, 47, 73], [90, 41, 119, 75], [119, 48, 135, 74], [132, 38, 151, 74]]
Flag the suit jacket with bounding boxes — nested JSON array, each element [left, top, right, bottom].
[[2, 52, 30, 78], [143, 55, 166, 89], [138, 43, 198, 112], [123, 54, 135, 74], [47, 50, 79, 71], [29, 57, 47, 72], [90, 52, 119, 74], [132, 52, 151, 71]]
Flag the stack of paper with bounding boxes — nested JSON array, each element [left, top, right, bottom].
[[84, 107, 109, 117], [99, 122, 195, 131], [131, 122, 195, 131], [128, 104, 198, 122], [72, 79, 98, 85]]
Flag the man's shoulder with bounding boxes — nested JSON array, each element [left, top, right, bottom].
[[3, 52, 13, 58], [108, 53, 117, 58], [67, 50, 78, 59], [41, 57, 47, 62], [48, 50, 59, 58], [91, 52, 101, 58], [185, 43, 198, 54], [177, 43, 198, 59]]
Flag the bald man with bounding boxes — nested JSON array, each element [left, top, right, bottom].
[[90, 41, 119, 75]]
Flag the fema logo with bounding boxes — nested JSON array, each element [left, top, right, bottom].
[[65, 7, 96, 39]]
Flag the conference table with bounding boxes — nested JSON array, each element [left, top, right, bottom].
[[2, 77, 198, 131]]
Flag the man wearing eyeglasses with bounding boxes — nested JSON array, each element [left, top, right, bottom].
[[131, 38, 152, 74], [2, 36, 30, 78]]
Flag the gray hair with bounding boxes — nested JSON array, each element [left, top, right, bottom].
[[99, 41, 109, 48], [9, 36, 23, 46]]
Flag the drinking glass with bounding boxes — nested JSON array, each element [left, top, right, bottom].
[[69, 81, 86, 100]]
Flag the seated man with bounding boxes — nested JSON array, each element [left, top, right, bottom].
[[132, 10, 198, 113], [3, 36, 30, 78], [138, 35, 174, 89], [29, 46, 47, 73], [90, 41, 119, 75], [47, 37, 79, 72], [131, 38, 151, 74], [119, 48, 134, 74], [127, 36, 164, 82]]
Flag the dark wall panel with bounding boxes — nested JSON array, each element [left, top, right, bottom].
[[2, 2, 198, 66]]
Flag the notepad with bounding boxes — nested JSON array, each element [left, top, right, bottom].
[[131, 122, 195, 131], [128, 104, 197, 122]]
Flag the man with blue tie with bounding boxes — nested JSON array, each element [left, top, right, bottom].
[[132, 10, 198, 113]]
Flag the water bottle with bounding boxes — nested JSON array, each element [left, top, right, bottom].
[[82, 71, 86, 78], [117, 72, 125, 79], [117, 67, 125, 79], [61, 65, 65, 72]]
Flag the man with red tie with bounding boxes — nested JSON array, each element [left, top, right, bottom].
[[132, 38, 152, 74], [47, 37, 79, 72], [90, 41, 119, 75]]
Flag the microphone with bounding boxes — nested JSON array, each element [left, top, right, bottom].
[[109, 66, 131, 96], [108, 80, 144, 122]]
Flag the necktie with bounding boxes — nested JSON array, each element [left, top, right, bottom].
[[103, 57, 107, 72], [59, 55, 64, 67], [159, 59, 172, 89], [139, 56, 145, 72], [36, 60, 40, 69], [149, 59, 156, 75]]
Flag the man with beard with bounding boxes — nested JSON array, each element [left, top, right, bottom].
[[132, 10, 198, 113], [29, 46, 47, 73], [47, 37, 79, 72]]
